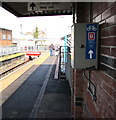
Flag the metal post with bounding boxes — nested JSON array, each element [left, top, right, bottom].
[[64, 35, 67, 63], [59, 46, 62, 79]]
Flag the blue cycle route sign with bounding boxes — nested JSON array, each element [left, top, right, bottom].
[[86, 24, 98, 59]]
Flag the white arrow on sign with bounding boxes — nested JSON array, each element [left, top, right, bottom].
[[88, 50, 93, 59]]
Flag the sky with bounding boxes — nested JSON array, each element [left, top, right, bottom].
[[0, 6, 73, 39]]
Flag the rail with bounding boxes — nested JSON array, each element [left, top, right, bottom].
[[0, 59, 29, 78], [0, 55, 28, 78]]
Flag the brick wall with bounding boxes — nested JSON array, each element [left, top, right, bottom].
[[0, 28, 12, 46], [72, 2, 116, 118]]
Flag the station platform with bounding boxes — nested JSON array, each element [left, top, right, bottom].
[[0, 53, 71, 119]]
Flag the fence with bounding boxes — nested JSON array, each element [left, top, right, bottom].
[[0, 46, 50, 56], [0, 47, 23, 56]]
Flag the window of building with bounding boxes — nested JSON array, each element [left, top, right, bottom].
[[3, 34, 6, 40], [8, 35, 11, 40]]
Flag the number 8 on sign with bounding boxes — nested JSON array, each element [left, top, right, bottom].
[[88, 32, 95, 40]]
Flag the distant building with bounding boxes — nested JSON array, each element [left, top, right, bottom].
[[0, 28, 12, 47], [16, 33, 35, 50]]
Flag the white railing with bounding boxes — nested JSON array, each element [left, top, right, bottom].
[[0, 46, 49, 56], [0, 47, 23, 56]]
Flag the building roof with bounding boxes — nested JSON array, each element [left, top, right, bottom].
[[0, 28, 12, 31]]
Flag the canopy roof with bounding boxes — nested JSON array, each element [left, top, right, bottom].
[[2, 2, 73, 17]]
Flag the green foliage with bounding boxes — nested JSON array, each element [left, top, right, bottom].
[[33, 26, 39, 38]]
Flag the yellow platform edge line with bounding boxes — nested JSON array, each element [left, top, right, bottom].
[[0, 52, 25, 62], [0, 52, 50, 92]]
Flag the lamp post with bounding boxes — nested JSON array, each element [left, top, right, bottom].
[[20, 24, 23, 34]]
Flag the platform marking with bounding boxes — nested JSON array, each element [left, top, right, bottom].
[[54, 55, 60, 79], [0, 53, 25, 62], [29, 57, 56, 118]]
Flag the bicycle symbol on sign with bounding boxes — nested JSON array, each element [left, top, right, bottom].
[[87, 25, 97, 31]]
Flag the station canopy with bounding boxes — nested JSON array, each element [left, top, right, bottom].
[[2, 2, 73, 17]]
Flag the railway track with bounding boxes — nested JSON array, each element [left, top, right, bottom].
[[0, 51, 43, 79], [0, 59, 30, 78]]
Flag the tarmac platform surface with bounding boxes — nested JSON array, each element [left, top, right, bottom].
[[1, 56, 71, 119]]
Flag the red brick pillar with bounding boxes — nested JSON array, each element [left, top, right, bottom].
[[71, 69, 75, 118], [72, 69, 84, 118]]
